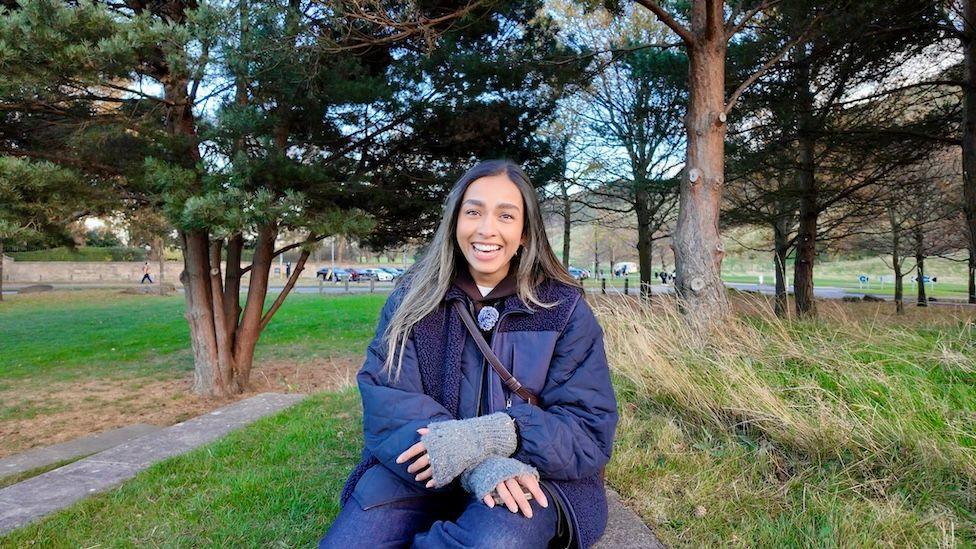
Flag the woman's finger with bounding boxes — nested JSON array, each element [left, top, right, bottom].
[[396, 441, 425, 464], [415, 466, 433, 482], [494, 481, 518, 514], [417, 427, 430, 435], [505, 477, 533, 518], [483, 494, 495, 508], [407, 454, 430, 474], [520, 475, 548, 508]]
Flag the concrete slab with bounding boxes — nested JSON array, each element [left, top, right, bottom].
[[0, 424, 162, 478], [594, 488, 665, 549], [0, 392, 306, 534]]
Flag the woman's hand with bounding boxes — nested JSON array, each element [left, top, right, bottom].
[[481, 474, 548, 518], [395, 427, 436, 487]]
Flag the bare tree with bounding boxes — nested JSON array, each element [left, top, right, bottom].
[[552, 3, 684, 300]]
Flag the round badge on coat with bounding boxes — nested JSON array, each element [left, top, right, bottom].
[[477, 305, 499, 331]]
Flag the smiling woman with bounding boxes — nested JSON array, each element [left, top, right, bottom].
[[318, 160, 618, 549]]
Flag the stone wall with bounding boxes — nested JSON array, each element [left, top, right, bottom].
[[1, 259, 402, 283]]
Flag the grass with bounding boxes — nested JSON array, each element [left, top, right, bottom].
[[0, 290, 386, 385], [2, 289, 974, 546], [596, 295, 976, 546], [0, 391, 362, 547]]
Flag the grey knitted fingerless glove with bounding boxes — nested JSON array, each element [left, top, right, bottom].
[[421, 412, 517, 488], [461, 456, 539, 499]]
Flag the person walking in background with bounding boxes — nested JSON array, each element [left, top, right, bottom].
[[140, 262, 153, 284]]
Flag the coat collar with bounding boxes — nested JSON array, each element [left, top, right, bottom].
[[445, 260, 536, 315]]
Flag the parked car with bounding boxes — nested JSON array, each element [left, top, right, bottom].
[[363, 268, 394, 281], [317, 267, 352, 282], [379, 267, 402, 279], [568, 266, 589, 281], [346, 268, 370, 281]]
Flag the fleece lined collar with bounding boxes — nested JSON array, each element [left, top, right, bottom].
[[446, 258, 537, 316]]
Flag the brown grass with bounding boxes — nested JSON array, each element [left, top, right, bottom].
[[0, 355, 360, 459]]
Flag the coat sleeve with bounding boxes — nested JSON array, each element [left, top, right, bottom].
[[506, 295, 618, 480], [357, 288, 455, 489]]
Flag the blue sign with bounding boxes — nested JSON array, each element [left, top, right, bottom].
[[858, 275, 868, 283]]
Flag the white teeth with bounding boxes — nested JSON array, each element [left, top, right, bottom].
[[473, 243, 501, 252]]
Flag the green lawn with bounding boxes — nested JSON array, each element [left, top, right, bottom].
[[570, 250, 972, 300], [0, 291, 387, 386]]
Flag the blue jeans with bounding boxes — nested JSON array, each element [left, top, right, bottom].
[[318, 489, 559, 549]]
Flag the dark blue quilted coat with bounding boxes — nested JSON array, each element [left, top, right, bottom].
[[339, 276, 619, 548]]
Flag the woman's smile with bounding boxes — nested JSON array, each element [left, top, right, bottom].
[[471, 242, 503, 261]]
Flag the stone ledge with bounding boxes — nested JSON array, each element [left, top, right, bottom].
[[0, 393, 306, 534], [594, 488, 665, 549]]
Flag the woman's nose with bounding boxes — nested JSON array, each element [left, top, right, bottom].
[[477, 215, 497, 236]]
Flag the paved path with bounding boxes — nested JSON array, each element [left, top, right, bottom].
[[0, 393, 306, 534], [0, 424, 161, 478]]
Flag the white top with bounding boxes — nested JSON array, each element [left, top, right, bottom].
[[476, 284, 494, 297]]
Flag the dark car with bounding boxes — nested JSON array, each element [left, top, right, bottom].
[[316, 267, 351, 282], [346, 268, 372, 281]]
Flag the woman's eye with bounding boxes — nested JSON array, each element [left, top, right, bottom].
[[466, 210, 480, 216], [501, 214, 514, 220]]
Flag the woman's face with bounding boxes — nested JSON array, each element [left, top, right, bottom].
[[455, 173, 527, 287]]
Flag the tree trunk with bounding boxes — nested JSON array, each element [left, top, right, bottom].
[[208, 239, 236, 389], [964, 0, 976, 304], [889, 208, 904, 314], [592, 225, 600, 281], [181, 230, 227, 396], [635, 189, 654, 302], [162, 69, 237, 396], [232, 223, 276, 391], [793, 48, 817, 317], [894, 271, 904, 314], [915, 226, 927, 307], [673, 3, 730, 325], [793, 169, 817, 317], [224, 233, 243, 343], [0, 240, 4, 302], [561, 182, 571, 268], [773, 218, 790, 317]]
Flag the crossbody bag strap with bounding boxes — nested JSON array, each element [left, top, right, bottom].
[[452, 301, 539, 406]]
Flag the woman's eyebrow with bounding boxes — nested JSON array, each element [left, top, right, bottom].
[[461, 199, 521, 211]]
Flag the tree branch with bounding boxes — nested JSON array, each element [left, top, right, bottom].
[[634, 0, 694, 46], [725, 15, 824, 115], [260, 246, 311, 331]]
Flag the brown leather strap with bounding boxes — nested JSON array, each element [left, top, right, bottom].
[[453, 301, 539, 406]]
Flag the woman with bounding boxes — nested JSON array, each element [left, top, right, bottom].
[[319, 160, 618, 549]]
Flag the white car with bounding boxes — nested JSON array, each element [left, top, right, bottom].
[[364, 268, 394, 281]]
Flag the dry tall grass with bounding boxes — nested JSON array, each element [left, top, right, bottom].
[[592, 294, 976, 546]]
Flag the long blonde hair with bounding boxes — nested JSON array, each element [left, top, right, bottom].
[[382, 159, 582, 380]]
